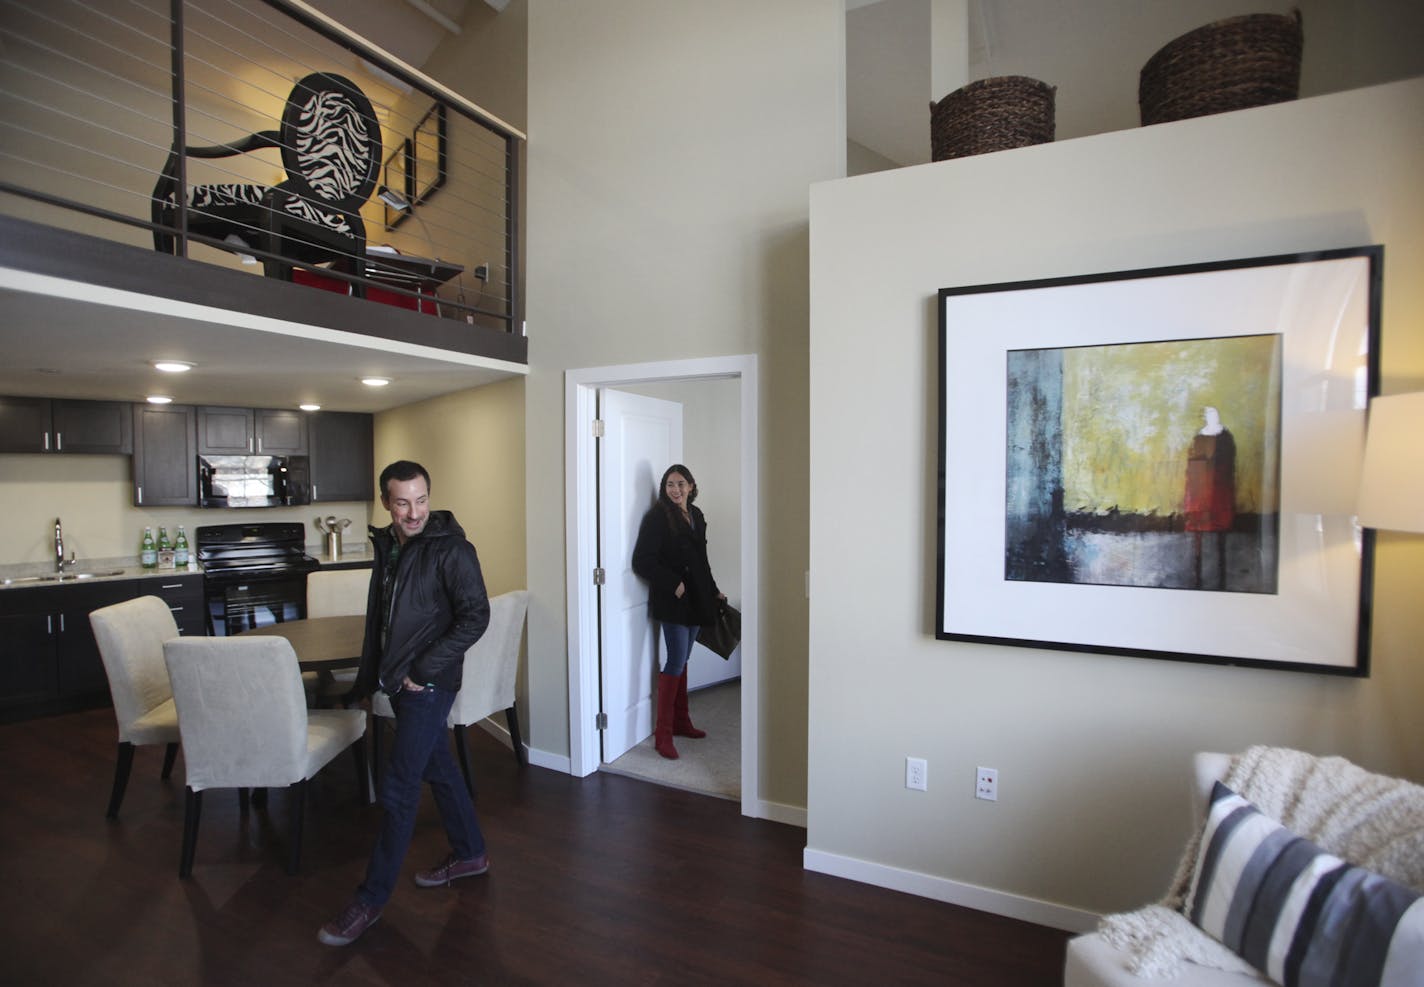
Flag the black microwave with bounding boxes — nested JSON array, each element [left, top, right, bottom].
[[198, 455, 311, 508]]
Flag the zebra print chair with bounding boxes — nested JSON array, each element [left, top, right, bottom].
[[151, 73, 382, 296]]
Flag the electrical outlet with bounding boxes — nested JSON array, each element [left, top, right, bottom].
[[474, 263, 490, 281], [906, 756, 928, 791], [975, 766, 998, 801]]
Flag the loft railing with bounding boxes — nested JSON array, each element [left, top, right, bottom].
[[0, 0, 522, 334]]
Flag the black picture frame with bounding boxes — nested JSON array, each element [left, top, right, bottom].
[[936, 246, 1382, 676], [412, 103, 447, 206], [383, 138, 412, 231]]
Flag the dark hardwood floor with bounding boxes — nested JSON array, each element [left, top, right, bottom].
[[0, 707, 1070, 985]]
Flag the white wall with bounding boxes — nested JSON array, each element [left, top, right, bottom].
[[807, 78, 1424, 926], [524, 0, 844, 810]]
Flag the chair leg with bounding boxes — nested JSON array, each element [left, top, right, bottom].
[[107, 742, 135, 819], [505, 704, 527, 768], [286, 780, 306, 876], [370, 715, 383, 793], [160, 742, 179, 780], [352, 735, 371, 806], [179, 787, 203, 878], [453, 725, 475, 800]]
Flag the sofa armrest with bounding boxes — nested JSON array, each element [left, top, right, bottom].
[[1065, 933, 1270, 987]]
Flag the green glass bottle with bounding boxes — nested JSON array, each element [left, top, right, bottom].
[[158, 526, 172, 552], [174, 525, 190, 568], [140, 527, 157, 569]]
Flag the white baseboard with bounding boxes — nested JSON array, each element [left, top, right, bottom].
[[802, 847, 1100, 934], [526, 744, 572, 774], [754, 799, 807, 828]]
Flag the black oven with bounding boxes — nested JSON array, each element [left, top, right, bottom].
[[196, 522, 319, 636]]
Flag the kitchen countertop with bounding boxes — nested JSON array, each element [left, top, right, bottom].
[[0, 557, 202, 589], [2, 543, 373, 589]]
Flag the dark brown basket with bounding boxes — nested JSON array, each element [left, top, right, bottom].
[[1139, 10, 1303, 126], [930, 76, 1055, 161]]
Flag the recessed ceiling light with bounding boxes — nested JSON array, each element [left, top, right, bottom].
[[361, 377, 391, 387], [152, 360, 193, 373], [146, 395, 173, 404], [299, 403, 321, 411]]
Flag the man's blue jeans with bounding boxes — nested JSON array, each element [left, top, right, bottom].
[[660, 622, 699, 678], [357, 685, 485, 908]]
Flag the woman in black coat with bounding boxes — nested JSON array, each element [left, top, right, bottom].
[[632, 463, 724, 760]]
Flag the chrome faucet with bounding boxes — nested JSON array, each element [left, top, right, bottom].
[[55, 518, 76, 573]]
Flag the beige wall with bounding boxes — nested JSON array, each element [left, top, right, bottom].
[[0, 452, 369, 564], [373, 377, 526, 596], [807, 78, 1424, 926], [523, 0, 844, 809]]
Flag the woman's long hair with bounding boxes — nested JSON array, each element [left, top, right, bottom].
[[657, 463, 697, 531]]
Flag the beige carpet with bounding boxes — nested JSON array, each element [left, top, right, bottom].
[[601, 678, 740, 801]]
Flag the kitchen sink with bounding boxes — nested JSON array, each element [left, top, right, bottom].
[[2, 569, 127, 586]]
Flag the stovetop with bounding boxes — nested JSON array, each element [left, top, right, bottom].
[[196, 522, 318, 579]]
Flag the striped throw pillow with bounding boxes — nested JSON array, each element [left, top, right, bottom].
[[1185, 782, 1424, 987]]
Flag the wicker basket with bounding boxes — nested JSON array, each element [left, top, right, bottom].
[[930, 76, 1056, 161], [1139, 10, 1303, 126]]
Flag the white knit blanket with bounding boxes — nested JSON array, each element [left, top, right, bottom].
[[1097, 746, 1424, 980]]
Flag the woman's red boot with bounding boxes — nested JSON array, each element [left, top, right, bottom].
[[654, 673, 680, 759], [673, 669, 706, 738]]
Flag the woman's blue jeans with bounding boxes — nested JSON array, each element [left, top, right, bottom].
[[660, 622, 699, 677], [356, 685, 485, 908]]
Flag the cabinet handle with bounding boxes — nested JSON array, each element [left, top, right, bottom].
[[60, 614, 65, 633], [44, 432, 50, 451], [312, 483, 318, 500], [56, 431, 63, 451], [137, 485, 144, 504], [161, 583, 184, 589], [47, 615, 53, 634], [169, 606, 184, 614]]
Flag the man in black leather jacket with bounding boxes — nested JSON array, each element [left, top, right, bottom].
[[319, 460, 492, 947]]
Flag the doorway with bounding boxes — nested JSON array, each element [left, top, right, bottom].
[[564, 355, 760, 818]]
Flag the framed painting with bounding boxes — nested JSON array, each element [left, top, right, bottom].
[[383, 138, 412, 231], [412, 103, 447, 206], [936, 246, 1382, 675]]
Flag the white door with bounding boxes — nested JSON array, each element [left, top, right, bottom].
[[597, 388, 683, 762]]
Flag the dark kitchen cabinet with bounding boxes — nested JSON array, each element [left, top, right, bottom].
[[133, 403, 197, 506], [0, 396, 50, 452], [0, 397, 130, 454], [197, 406, 308, 456], [196, 406, 254, 454], [0, 580, 137, 717], [309, 411, 373, 502], [52, 400, 133, 454], [146, 573, 205, 636], [0, 609, 56, 709]]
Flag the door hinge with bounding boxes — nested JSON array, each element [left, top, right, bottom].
[[595, 712, 608, 730], [591, 418, 605, 438], [592, 567, 606, 585]]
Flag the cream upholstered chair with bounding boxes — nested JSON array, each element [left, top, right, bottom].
[[89, 596, 183, 819], [306, 568, 371, 618], [371, 590, 528, 797], [304, 568, 370, 699], [163, 635, 367, 877]]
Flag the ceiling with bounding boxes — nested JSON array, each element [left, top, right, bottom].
[[0, 280, 519, 414]]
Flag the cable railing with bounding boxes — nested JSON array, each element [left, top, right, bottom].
[[0, 0, 522, 335]]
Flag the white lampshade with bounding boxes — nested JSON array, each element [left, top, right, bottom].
[[1356, 392, 1424, 533]]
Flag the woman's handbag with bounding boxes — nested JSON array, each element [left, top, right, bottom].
[[697, 602, 741, 660]]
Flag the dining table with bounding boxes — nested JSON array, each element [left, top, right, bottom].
[[236, 615, 366, 697]]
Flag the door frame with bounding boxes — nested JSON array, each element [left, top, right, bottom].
[[564, 355, 759, 817]]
